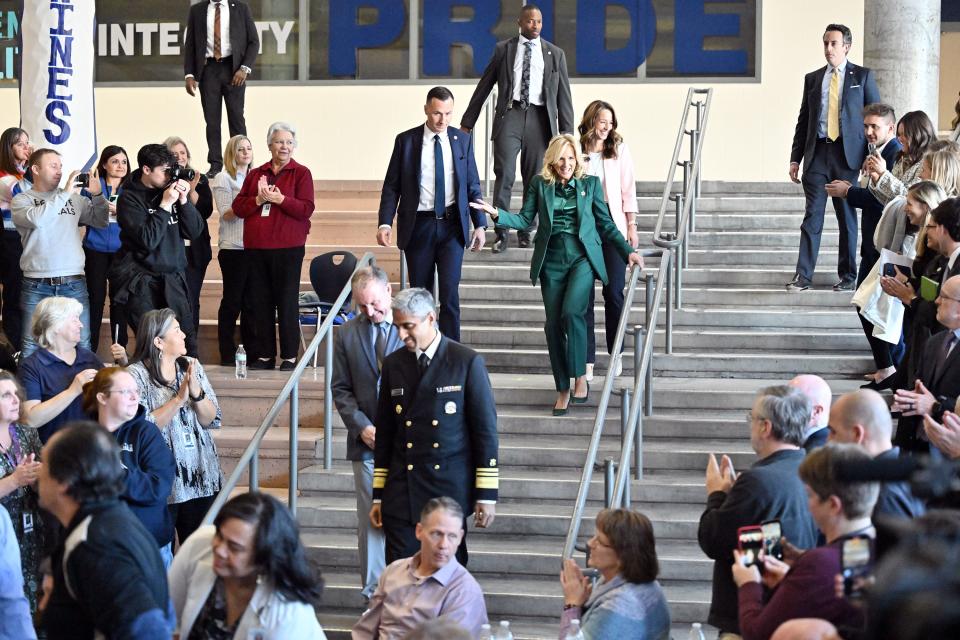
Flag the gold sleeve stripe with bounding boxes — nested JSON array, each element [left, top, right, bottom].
[[373, 468, 388, 476], [373, 476, 386, 489], [476, 469, 499, 475], [475, 477, 499, 489]]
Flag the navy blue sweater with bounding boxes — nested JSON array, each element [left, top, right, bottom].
[[113, 407, 175, 546]]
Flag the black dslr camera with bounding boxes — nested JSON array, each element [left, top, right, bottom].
[[165, 165, 196, 183]]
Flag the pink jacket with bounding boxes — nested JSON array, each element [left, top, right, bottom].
[[586, 141, 638, 239]]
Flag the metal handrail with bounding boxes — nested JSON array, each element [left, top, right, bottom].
[[561, 252, 662, 560], [561, 88, 712, 560], [202, 252, 376, 525]]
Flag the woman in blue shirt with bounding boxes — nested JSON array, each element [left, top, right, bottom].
[[83, 145, 130, 354]]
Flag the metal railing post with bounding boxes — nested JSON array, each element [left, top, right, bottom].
[[248, 456, 259, 492], [634, 410, 643, 481], [399, 251, 408, 290], [603, 458, 616, 508], [681, 162, 690, 269], [694, 99, 704, 201], [644, 275, 653, 332], [620, 389, 632, 504], [644, 347, 654, 416], [665, 255, 674, 355], [633, 326, 643, 386], [674, 194, 684, 311], [289, 380, 299, 515], [324, 329, 334, 469]]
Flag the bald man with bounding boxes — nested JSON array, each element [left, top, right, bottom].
[[770, 618, 841, 640], [789, 375, 832, 451], [829, 389, 925, 519]]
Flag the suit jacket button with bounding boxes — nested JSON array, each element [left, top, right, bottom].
[[405, 420, 412, 427], [433, 442, 439, 448], [407, 464, 414, 470], [432, 420, 439, 426], [407, 442, 413, 448], [434, 464, 440, 470]]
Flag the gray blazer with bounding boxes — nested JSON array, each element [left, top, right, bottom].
[[332, 315, 404, 461], [460, 36, 574, 140]]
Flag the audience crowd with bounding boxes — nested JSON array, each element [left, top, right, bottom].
[[0, 9, 956, 640]]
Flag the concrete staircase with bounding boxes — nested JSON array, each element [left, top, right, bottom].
[[171, 181, 870, 639]]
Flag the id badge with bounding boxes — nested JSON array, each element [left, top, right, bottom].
[[23, 512, 33, 534], [182, 428, 196, 450], [261, 203, 271, 217]]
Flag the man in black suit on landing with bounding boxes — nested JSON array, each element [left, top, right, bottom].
[[788, 23, 880, 292], [459, 3, 573, 253], [184, 0, 258, 176]]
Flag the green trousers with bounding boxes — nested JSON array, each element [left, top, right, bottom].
[[539, 233, 595, 391]]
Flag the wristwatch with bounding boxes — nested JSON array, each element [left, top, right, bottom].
[[190, 388, 206, 402]]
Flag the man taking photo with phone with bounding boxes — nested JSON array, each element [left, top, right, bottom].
[[10, 149, 108, 357], [111, 144, 205, 354]]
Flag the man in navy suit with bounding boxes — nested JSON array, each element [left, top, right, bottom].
[[332, 265, 404, 599], [377, 87, 486, 343], [788, 24, 881, 292]]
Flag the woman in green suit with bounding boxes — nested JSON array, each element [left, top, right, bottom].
[[472, 134, 643, 415]]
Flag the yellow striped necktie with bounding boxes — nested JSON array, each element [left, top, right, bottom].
[[827, 68, 840, 141]]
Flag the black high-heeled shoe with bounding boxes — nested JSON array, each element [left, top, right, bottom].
[[861, 374, 895, 391], [572, 381, 590, 404]]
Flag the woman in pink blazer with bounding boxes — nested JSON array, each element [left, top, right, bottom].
[[579, 101, 639, 380]]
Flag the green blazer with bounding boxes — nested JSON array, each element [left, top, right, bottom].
[[496, 174, 636, 285]]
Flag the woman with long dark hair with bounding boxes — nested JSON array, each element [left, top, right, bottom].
[[126, 308, 222, 544], [867, 110, 937, 205], [83, 145, 131, 354], [577, 100, 639, 381], [169, 492, 326, 638], [0, 127, 31, 347]]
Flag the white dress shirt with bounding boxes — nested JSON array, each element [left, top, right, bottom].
[[511, 35, 545, 105], [205, 0, 232, 58], [417, 125, 455, 212]]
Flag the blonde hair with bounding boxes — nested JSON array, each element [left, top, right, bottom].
[[163, 136, 193, 170], [223, 135, 252, 180], [540, 134, 584, 184], [31, 296, 83, 349], [923, 145, 960, 197], [909, 181, 949, 259]]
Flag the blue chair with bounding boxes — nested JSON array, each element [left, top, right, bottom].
[[298, 251, 358, 364]]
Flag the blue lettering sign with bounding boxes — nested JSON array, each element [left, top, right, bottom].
[[49, 2, 73, 36], [46, 66, 72, 99], [44, 100, 71, 144], [674, 0, 747, 74], [575, 0, 655, 75], [329, 0, 406, 77], [49, 34, 73, 67], [422, 0, 499, 76]]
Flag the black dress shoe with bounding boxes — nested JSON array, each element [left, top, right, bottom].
[[249, 358, 275, 370], [492, 230, 508, 254], [279, 360, 296, 371], [205, 166, 222, 179], [517, 230, 531, 248], [571, 381, 590, 404], [861, 375, 895, 391], [833, 278, 856, 291], [785, 275, 811, 292]]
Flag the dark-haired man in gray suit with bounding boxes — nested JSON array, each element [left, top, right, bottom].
[[332, 266, 404, 599], [788, 23, 880, 292], [460, 3, 573, 253]]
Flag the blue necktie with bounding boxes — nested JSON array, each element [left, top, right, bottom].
[[434, 134, 445, 219]]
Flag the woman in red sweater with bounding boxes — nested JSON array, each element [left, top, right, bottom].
[[232, 123, 315, 370]]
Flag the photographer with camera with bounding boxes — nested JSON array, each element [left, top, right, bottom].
[[10, 149, 109, 358], [111, 144, 205, 355]]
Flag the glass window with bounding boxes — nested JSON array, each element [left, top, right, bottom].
[[309, 0, 411, 80]]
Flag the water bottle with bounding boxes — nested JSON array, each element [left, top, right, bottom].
[[564, 619, 586, 640], [478, 624, 493, 640], [235, 344, 247, 379], [494, 620, 514, 640], [688, 622, 706, 640]]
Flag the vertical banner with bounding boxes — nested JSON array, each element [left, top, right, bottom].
[[18, 1, 96, 177]]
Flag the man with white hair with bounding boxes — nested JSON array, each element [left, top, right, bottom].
[[789, 374, 832, 451], [829, 389, 925, 519]]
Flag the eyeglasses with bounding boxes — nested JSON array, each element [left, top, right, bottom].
[[105, 388, 139, 398], [938, 292, 960, 303]]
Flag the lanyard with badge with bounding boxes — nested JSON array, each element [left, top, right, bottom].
[[173, 366, 198, 450], [2, 426, 34, 534]]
